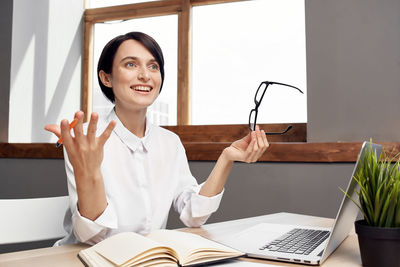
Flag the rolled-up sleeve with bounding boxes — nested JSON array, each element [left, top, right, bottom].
[[177, 183, 224, 227], [71, 202, 118, 244], [172, 142, 224, 227], [190, 183, 224, 217]]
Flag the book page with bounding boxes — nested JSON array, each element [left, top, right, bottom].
[[79, 248, 116, 267], [92, 232, 177, 266], [79, 248, 177, 267], [147, 230, 243, 265]]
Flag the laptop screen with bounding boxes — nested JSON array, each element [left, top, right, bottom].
[[321, 141, 382, 262]]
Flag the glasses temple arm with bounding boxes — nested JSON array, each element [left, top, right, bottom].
[[268, 82, 304, 94], [265, 125, 293, 135]]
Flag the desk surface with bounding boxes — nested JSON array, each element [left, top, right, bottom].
[[0, 212, 362, 267]]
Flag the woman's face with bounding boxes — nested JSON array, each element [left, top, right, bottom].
[[106, 39, 162, 111]]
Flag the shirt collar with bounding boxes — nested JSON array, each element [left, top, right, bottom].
[[107, 108, 152, 152]]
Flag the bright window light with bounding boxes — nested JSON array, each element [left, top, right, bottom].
[[192, 0, 307, 125]]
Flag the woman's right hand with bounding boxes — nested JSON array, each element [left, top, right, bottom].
[[60, 111, 115, 178], [45, 111, 116, 220]]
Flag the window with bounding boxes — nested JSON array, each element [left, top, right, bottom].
[[84, 0, 307, 131], [3, 0, 397, 163], [3, 0, 306, 148]]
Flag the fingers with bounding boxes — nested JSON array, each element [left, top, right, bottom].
[[241, 131, 256, 163], [87, 112, 99, 140], [253, 129, 269, 160], [261, 129, 269, 149], [242, 131, 252, 144], [73, 111, 85, 139], [45, 111, 81, 140], [44, 124, 61, 138], [247, 126, 269, 163], [59, 111, 114, 148], [60, 119, 74, 147], [249, 127, 261, 162], [98, 120, 116, 146], [256, 127, 265, 148]]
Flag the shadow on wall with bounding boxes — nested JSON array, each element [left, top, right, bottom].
[[10, 0, 82, 142]]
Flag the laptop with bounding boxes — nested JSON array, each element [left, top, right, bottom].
[[218, 141, 381, 265]]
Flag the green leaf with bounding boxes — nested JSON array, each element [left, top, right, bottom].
[[339, 186, 371, 225], [340, 141, 400, 227], [385, 182, 399, 227]]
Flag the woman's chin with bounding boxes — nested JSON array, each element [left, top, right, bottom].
[[132, 99, 157, 110]]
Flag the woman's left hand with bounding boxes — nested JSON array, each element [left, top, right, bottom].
[[199, 125, 269, 197], [223, 125, 269, 163]]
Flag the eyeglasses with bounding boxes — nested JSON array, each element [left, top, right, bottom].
[[249, 81, 304, 134]]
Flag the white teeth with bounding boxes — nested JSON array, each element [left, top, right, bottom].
[[132, 86, 151, 92]]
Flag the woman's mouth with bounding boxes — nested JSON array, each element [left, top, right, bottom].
[[131, 85, 152, 92]]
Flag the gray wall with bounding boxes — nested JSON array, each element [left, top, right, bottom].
[[306, 0, 400, 142], [167, 162, 355, 228], [0, 0, 12, 142], [0, 159, 67, 199], [1, 0, 400, 252]]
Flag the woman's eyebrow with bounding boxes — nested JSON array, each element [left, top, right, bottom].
[[120, 56, 138, 63], [120, 56, 157, 63]]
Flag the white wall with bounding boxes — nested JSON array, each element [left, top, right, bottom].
[[9, 0, 83, 142]]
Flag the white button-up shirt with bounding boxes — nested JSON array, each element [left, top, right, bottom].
[[56, 109, 223, 245]]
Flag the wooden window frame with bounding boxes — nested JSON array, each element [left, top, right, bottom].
[[2, 0, 399, 161], [2, 142, 400, 162]]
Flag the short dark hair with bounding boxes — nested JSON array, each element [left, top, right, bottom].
[[97, 32, 165, 103]]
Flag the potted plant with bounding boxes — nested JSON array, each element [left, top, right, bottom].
[[341, 142, 400, 267]]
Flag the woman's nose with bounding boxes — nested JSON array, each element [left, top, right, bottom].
[[138, 66, 150, 81]]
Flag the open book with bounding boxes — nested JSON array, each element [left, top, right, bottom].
[[78, 229, 245, 267]]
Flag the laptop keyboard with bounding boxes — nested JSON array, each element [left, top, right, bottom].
[[259, 228, 330, 255]]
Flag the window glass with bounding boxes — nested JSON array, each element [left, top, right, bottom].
[[192, 0, 307, 125], [93, 15, 178, 125]]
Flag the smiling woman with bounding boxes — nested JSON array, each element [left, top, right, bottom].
[[44, 31, 270, 246]]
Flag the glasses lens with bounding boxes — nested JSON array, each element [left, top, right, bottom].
[[255, 83, 268, 103], [249, 109, 256, 131]]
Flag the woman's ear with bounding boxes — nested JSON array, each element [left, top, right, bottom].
[[99, 70, 112, 88]]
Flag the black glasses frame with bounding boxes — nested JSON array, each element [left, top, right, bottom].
[[249, 81, 304, 134]]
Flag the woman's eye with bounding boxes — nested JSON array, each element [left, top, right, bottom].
[[126, 62, 135, 67], [149, 64, 159, 70]]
